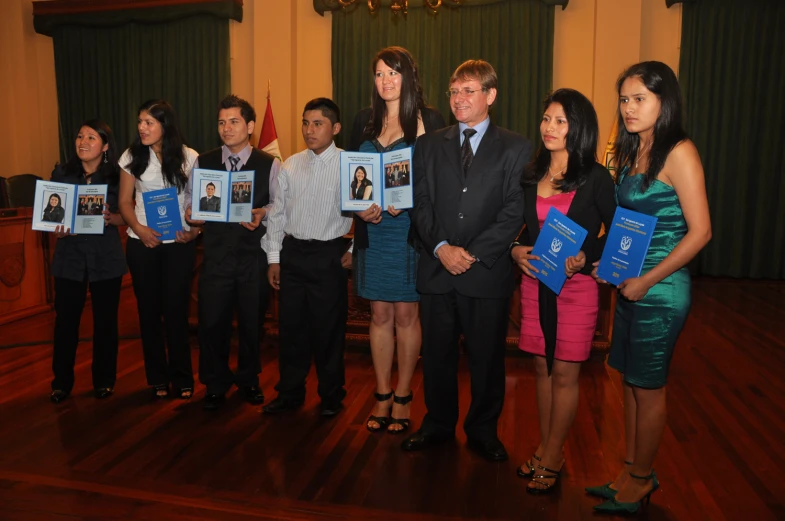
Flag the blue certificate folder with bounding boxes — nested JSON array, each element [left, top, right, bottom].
[[142, 187, 182, 240], [597, 207, 658, 286], [530, 208, 588, 295]]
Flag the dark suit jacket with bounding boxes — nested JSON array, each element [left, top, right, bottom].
[[412, 123, 532, 299], [519, 162, 617, 276], [200, 196, 221, 212]]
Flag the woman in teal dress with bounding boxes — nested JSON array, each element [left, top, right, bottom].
[[349, 46, 445, 434], [587, 61, 712, 514]]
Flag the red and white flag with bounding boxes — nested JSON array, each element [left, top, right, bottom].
[[257, 82, 282, 161]]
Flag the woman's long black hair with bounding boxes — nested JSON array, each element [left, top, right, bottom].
[[44, 193, 62, 211], [523, 88, 599, 193], [64, 119, 119, 183], [614, 61, 687, 190], [127, 100, 188, 192], [363, 46, 426, 146]]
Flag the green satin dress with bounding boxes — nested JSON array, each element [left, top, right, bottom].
[[607, 170, 691, 388]]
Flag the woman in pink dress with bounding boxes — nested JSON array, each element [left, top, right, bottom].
[[511, 89, 616, 494]]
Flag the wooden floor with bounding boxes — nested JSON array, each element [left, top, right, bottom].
[[0, 279, 784, 520]]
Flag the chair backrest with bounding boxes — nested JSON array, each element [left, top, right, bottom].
[[6, 173, 42, 208], [0, 176, 8, 208]]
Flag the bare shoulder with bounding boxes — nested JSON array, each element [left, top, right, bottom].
[[661, 139, 703, 185]]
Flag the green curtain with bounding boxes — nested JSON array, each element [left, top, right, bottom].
[[51, 15, 231, 165], [679, 0, 785, 278], [331, 0, 554, 149]]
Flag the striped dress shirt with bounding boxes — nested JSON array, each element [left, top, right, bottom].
[[261, 142, 352, 263]]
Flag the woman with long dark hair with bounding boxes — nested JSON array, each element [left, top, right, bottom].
[[586, 61, 711, 514], [118, 100, 200, 400], [350, 165, 373, 200], [511, 89, 616, 493], [42, 193, 65, 223], [349, 46, 445, 433], [49, 119, 127, 402]]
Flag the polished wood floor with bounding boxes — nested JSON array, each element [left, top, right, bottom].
[[0, 279, 784, 520]]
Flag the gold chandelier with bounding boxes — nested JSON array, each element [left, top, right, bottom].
[[332, 0, 463, 16]]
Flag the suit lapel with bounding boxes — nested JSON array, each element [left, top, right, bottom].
[[465, 123, 504, 188], [441, 125, 464, 183]]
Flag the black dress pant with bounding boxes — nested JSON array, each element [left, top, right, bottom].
[[126, 238, 196, 391], [275, 236, 347, 406], [419, 290, 510, 441], [51, 275, 123, 393], [198, 250, 269, 394]]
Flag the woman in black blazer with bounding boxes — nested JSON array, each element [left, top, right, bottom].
[[348, 46, 446, 435], [511, 89, 616, 493], [49, 119, 127, 403]]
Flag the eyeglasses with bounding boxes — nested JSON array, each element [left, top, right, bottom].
[[445, 87, 487, 99]]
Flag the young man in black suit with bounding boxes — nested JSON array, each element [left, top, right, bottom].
[[186, 94, 280, 410], [404, 60, 532, 461]]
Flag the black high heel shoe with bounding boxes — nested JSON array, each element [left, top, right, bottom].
[[593, 470, 660, 514], [526, 462, 563, 495], [387, 391, 413, 434], [366, 390, 393, 432], [517, 453, 541, 478]]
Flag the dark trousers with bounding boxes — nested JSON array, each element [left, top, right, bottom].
[[275, 236, 347, 406], [419, 290, 510, 441], [126, 238, 196, 391], [51, 275, 122, 393], [198, 250, 269, 394]]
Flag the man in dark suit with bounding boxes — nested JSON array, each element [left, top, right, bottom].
[[403, 60, 531, 461], [200, 182, 221, 212], [185, 94, 279, 410]]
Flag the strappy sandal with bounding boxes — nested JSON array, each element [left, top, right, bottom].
[[526, 463, 562, 495], [516, 453, 542, 478], [152, 384, 169, 399], [178, 387, 193, 400], [387, 391, 413, 434], [366, 390, 393, 432]]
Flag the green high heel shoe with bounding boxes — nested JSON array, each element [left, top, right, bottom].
[[593, 470, 660, 515], [585, 460, 632, 499]]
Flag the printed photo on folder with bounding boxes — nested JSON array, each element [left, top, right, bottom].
[[596, 207, 658, 286], [340, 147, 413, 211], [529, 207, 588, 295], [190, 168, 254, 223], [32, 180, 108, 235], [142, 187, 182, 241]]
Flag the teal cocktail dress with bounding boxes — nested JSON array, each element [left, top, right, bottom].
[[607, 171, 691, 388]]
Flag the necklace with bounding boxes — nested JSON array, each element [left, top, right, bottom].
[[548, 166, 566, 182], [635, 140, 653, 168]]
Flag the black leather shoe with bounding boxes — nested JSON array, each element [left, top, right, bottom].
[[238, 386, 265, 405], [467, 437, 509, 461], [319, 402, 343, 417], [261, 396, 303, 414], [94, 387, 114, 399], [401, 429, 454, 451], [203, 393, 226, 411], [50, 390, 69, 403]]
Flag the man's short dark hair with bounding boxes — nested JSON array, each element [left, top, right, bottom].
[[218, 94, 256, 125], [207, 182, 215, 189], [303, 97, 341, 125]]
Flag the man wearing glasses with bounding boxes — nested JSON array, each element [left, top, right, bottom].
[[404, 60, 532, 461]]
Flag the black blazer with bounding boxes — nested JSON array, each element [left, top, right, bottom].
[[520, 162, 616, 276], [412, 122, 532, 299], [348, 106, 446, 250], [518, 161, 615, 372]]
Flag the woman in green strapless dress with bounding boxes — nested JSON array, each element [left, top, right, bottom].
[[587, 62, 712, 515]]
